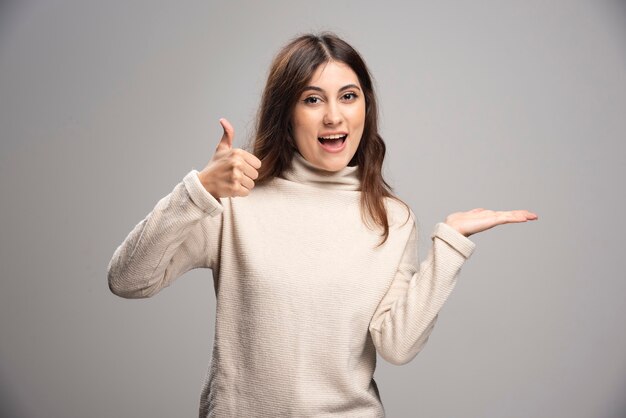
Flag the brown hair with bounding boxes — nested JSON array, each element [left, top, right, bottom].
[[245, 32, 411, 247]]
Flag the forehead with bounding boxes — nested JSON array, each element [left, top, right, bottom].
[[308, 61, 360, 87]]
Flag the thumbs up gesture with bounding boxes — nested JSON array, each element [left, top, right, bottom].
[[197, 118, 262, 200]]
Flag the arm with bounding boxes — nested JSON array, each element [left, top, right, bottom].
[[369, 219, 476, 365], [107, 170, 223, 299]]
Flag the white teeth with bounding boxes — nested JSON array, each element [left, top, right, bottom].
[[319, 134, 347, 140]]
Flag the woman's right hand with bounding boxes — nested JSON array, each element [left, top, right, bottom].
[[197, 118, 262, 200]]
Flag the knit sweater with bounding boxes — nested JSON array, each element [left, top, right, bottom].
[[107, 151, 476, 417]]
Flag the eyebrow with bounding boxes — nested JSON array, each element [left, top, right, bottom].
[[302, 84, 362, 93]]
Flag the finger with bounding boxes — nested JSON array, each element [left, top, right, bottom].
[[498, 210, 533, 223], [241, 149, 263, 169], [240, 158, 260, 180], [525, 210, 539, 220], [509, 210, 539, 221], [238, 172, 256, 190], [216, 118, 234, 151], [470, 208, 485, 213], [234, 178, 253, 197]]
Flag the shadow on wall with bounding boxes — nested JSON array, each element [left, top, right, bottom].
[[0, 378, 30, 418]]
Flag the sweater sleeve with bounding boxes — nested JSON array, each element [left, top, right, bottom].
[[368, 218, 476, 365], [107, 169, 224, 299]]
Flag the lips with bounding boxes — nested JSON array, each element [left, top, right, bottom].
[[317, 134, 348, 153], [318, 134, 348, 144]]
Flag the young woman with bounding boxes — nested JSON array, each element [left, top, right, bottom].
[[107, 32, 538, 417]]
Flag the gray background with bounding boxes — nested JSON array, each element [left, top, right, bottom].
[[1, 1, 625, 417]]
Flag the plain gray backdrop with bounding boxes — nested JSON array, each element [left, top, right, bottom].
[[1, 1, 625, 417]]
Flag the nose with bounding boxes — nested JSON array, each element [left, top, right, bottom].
[[323, 102, 342, 126]]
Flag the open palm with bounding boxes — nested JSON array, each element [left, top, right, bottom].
[[445, 208, 538, 237]]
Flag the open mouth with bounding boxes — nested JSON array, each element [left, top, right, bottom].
[[317, 134, 347, 146]]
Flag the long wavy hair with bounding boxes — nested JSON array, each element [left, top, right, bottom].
[[245, 32, 410, 247]]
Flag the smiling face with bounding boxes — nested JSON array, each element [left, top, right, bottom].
[[291, 60, 366, 172]]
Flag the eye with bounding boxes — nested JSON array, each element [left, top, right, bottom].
[[342, 92, 358, 101], [303, 96, 322, 105]]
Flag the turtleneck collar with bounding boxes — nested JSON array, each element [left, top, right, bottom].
[[279, 151, 361, 191]]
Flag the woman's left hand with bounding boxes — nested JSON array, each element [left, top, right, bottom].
[[444, 208, 538, 237]]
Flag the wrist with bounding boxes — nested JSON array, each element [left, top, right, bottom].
[[196, 171, 220, 200], [444, 221, 468, 237]]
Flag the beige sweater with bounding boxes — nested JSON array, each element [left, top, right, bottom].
[[107, 151, 476, 417]]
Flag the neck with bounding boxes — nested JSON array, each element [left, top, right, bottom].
[[280, 151, 361, 191]]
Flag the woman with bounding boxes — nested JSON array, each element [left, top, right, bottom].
[[107, 32, 537, 417]]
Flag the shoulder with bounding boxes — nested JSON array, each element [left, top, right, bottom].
[[383, 196, 416, 230]]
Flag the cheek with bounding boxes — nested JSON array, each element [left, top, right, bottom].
[[351, 105, 366, 128], [292, 110, 317, 133]]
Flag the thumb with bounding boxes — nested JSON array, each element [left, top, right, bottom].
[[216, 118, 234, 151]]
